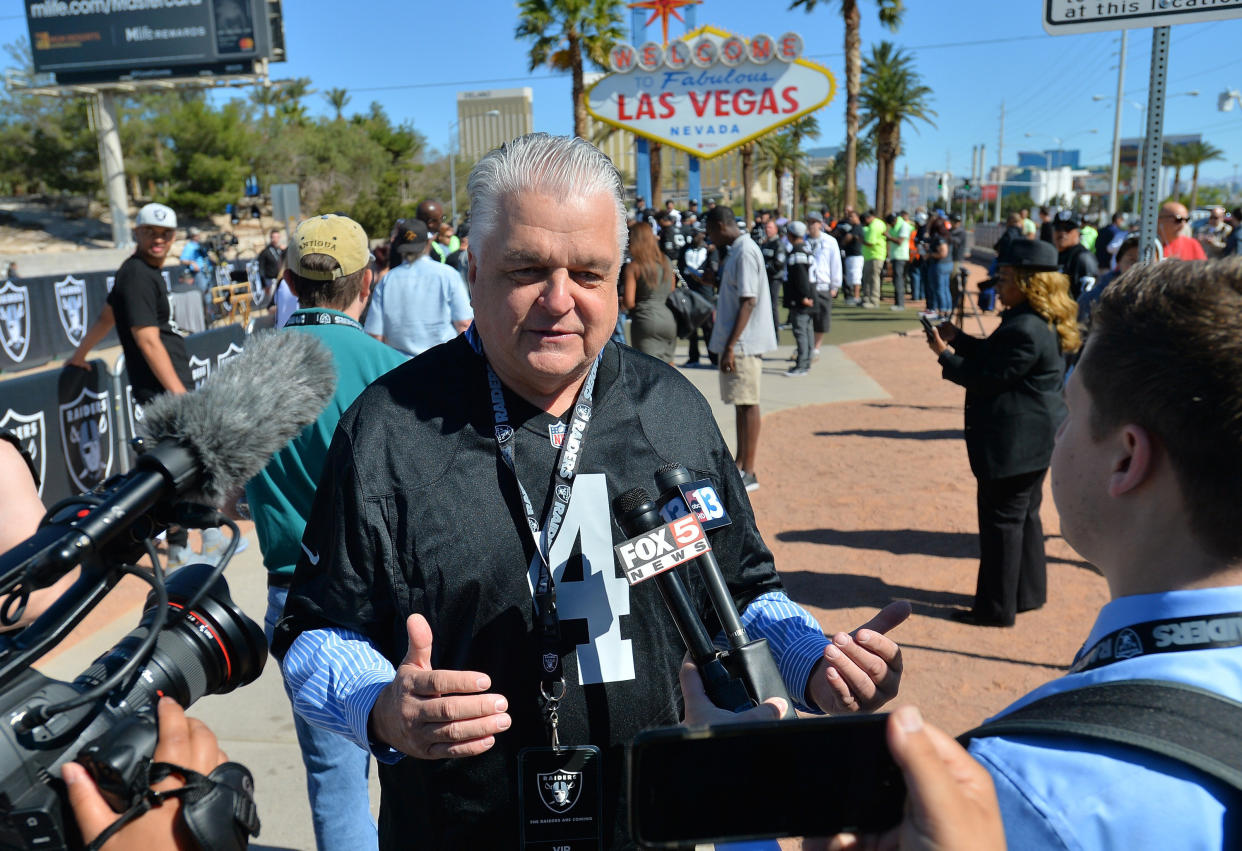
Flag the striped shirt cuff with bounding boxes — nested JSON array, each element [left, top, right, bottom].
[[282, 627, 405, 763], [739, 591, 830, 713]]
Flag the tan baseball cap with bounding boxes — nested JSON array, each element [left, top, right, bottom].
[[287, 214, 371, 281]]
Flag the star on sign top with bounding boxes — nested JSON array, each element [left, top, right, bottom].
[[626, 0, 701, 47]]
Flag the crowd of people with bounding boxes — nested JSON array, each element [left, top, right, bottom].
[[5, 131, 1242, 851]]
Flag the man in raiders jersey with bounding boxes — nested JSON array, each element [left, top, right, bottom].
[[274, 133, 908, 848]]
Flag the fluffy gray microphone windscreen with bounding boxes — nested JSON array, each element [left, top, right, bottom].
[[137, 330, 337, 507]]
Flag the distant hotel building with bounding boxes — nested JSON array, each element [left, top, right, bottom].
[[457, 88, 533, 161]]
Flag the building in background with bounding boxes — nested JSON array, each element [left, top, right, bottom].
[[456, 88, 533, 161], [1017, 149, 1081, 170]]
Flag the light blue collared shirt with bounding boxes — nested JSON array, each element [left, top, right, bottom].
[[969, 586, 1242, 850]]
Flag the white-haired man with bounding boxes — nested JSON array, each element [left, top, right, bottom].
[[273, 133, 908, 848]]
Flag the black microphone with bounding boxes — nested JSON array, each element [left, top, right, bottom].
[[613, 487, 752, 713], [653, 462, 796, 719], [0, 331, 337, 680]]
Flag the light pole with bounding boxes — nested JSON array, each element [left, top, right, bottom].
[[449, 110, 500, 224]]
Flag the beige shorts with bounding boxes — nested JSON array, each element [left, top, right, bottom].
[[719, 354, 763, 405]]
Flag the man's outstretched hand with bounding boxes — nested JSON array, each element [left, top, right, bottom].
[[368, 613, 511, 759], [808, 601, 909, 714]]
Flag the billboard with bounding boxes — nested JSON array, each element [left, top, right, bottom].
[[26, 0, 279, 83], [586, 25, 835, 160]]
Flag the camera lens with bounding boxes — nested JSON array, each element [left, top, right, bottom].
[[73, 564, 266, 709]]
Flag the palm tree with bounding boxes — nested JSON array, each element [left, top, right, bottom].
[[784, 114, 820, 216], [323, 87, 350, 121], [791, 0, 904, 219], [649, 140, 663, 207], [517, 0, 625, 139], [1182, 140, 1225, 210], [1163, 142, 1190, 201], [817, 134, 875, 212], [859, 42, 934, 217], [740, 141, 756, 225], [756, 129, 806, 216], [249, 83, 281, 120]]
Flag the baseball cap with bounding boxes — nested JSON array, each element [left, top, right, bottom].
[[393, 219, 431, 256], [287, 214, 371, 280], [805, 211, 824, 223], [136, 203, 177, 230], [788, 221, 808, 238], [1052, 210, 1080, 231]]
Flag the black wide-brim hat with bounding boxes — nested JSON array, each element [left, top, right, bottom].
[[999, 238, 1059, 271]]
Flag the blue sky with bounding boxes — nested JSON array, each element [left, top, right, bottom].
[[5, 1, 1242, 183]]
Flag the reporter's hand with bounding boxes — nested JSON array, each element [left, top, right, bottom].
[[808, 601, 908, 714], [63, 697, 227, 851], [368, 613, 510, 759], [936, 323, 958, 343], [679, 657, 787, 726], [818, 706, 1006, 851]]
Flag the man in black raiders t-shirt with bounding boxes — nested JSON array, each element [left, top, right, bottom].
[[67, 203, 192, 402], [67, 203, 196, 565]]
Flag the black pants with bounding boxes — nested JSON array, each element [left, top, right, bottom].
[[972, 468, 1048, 624]]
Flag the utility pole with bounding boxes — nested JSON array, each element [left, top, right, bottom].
[[994, 101, 1005, 222], [1107, 30, 1128, 217], [91, 92, 132, 248]]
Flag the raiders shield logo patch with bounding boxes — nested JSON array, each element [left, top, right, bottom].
[[59, 386, 114, 493], [0, 408, 46, 495], [189, 354, 212, 389], [53, 275, 88, 347], [538, 769, 582, 813], [0, 280, 31, 363]]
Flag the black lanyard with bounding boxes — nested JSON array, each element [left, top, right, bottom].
[[465, 324, 601, 744], [283, 309, 364, 331], [1069, 610, 1242, 674]]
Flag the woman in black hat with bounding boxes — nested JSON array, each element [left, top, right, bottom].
[[925, 239, 1081, 626]]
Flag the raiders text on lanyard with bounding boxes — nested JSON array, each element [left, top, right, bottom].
[[1069, 611, 1242, 674]]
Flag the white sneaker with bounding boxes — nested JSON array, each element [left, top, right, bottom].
[[200, 527, 248, 563], [783, 367, 808, 377], [167, 545, 195, 571]]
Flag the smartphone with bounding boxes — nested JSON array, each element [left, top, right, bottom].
[[628, 715, 904, 848], [919, 314, 936, 337]]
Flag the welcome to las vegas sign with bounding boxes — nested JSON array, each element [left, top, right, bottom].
[[586, 25, 836, 160]]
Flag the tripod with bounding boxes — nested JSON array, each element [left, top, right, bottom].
[[952, 266, 987, 335]]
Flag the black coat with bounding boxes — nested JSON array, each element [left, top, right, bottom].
[[938, 303, 1066, 480]]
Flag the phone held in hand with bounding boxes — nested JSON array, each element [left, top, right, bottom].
[[628, 714, 904, 847], [919, 314, 936, 338]]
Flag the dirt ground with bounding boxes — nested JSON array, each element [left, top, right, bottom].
[[751, 300, 1109, 736]]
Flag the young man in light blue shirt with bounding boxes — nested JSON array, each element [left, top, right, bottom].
[[968, 258, 1242, 850]]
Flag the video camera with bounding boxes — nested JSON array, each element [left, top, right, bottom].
[[203, 231, 240, 264], [0, 330, 338, 849]]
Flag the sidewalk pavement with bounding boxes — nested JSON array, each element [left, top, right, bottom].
[[31, 334, 891, 850]]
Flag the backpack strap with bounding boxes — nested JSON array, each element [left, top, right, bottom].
[[959, 679, 1242, 793]]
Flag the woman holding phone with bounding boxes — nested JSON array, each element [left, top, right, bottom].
[[925, 239, 1080, 626]]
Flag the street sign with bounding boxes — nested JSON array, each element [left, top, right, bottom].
[[1044, 0, 1242, 35], [586, 24, 835, 160]]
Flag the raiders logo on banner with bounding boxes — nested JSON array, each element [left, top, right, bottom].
[[217, 342, 244, 366], [59, 386, 114, 493], [0, 280, 31, 363], [54, 275, 89, 348], [189, 354, 212, 389], [0, 408, 46, 494]]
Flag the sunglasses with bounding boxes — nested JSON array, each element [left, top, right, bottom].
[[1160, 214, 1190, 223]]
